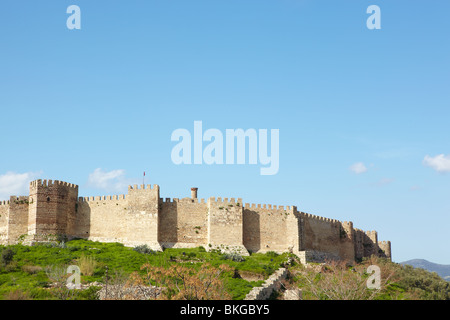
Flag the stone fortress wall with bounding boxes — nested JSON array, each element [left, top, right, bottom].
[[0, 179, 392, 263]]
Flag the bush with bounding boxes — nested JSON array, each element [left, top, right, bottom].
[[77, 254, 97, 276], [222, 252, 245, 262], [1, 248, 15, 266], [3, 289, 30, 300], [133, 244, 155, 255], [396, 265, 450, 300], [56, 241, 67, 249], [22, 265, 43, 275], [262, 265, 274, 275], [266, 251, 279, 258], [135, 262, 233, 300]]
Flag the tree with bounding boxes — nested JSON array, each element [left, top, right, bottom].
[[1, 248, 15, 267]]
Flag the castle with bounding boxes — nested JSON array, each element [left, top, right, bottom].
[[0, 179, 391, 263]]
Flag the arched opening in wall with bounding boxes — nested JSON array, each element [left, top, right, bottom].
[[47, 197, 50, 202]]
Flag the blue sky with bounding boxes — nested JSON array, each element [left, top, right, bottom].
[[0, 0, 449, 264]]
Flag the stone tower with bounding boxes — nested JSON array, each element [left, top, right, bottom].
[[28, 179, 78, 241], [125, 184, 162, 250]]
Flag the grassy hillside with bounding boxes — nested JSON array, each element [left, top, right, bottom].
[[1, 239, 449, 300], [279, 256, 450, 300], [0, 239, 288, 300]]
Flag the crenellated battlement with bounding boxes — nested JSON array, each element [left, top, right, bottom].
[[11, 196, 29, 202], [365, 230, 378, 239], [207, 197, 243, 205], [160, 197, 207, 204], [128, 184, 158, 191], [377, 240, 392, 259], [300, 211, 340, 225], [30, 179, 78, 189], [0, 200, 10, 206], [354, 228, 377, 240], [243, 202, 296, 213], [78, 194, 127, 202]]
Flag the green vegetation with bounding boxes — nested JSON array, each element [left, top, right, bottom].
[[394, 264, 450, 300], [285, 255, 450, 300], [1, 240, 448, 300], [0, 239, 288, 300]]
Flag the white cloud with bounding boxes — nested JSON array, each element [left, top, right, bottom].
[[87, 168, 128, 192], [0, 171, 42, 200], [349, 162, 368, 174], [423, 154, 450, 173]]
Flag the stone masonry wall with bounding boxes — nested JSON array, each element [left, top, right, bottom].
[[354, 229, 381, 261], [6, 196, 29, 244], [0, 201, 10, 244], [75, 184, 162, 250], [124, 185, 161, 249], [301, 212, 341, 257], [75, 194, 128, 242], [300, 212, 356, 262], [244, 268, 288, 300], [0, 179, 391, 263], [159, 198, 208, 248], [28, 179, 78, 239], [378, 240, 392, 260], [207, 197, 248, 255], [243, 204, 299, 254]]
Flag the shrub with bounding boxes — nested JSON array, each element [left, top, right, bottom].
[[395, 264, 450, 300], [3, 289, 30, 300], [222, 252, 245, 262], [133, 244, 155, 255], [262, 265, 274, 275], [22, 265, 43, 275], [1, 248, 15, 266], [77, 254, 97, 276], [56, 241, 67, 249], [134, 262, 233, 300], [266, 251, 279, 258]]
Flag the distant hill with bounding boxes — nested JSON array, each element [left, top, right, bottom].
[[401, 259, 450, 281]]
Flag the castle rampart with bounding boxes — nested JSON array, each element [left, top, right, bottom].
[[243, 203, 297, 254], [0, 179, 392, 263], [159, 197, 208, 248]]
